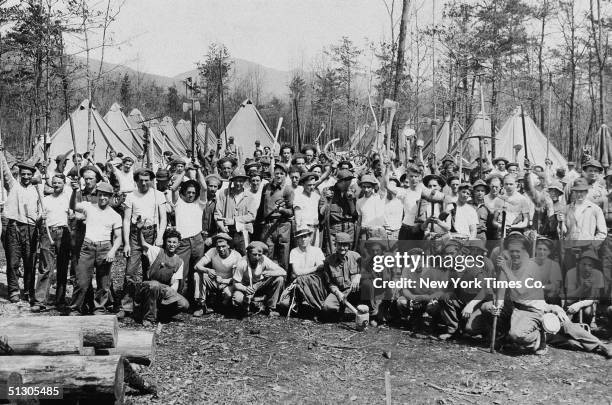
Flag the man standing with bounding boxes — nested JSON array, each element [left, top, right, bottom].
[[35, 174, 71, 310], [202, 174, 221, 246], [293, 172, 321, 246], [446, 183, 478, 239], [1, 153, 41, 305], [69, 182, 122, 315], [216, 169, 257, 255], [108, 156, 135, 193], [256, 165, 294, 269], [492, 174, 530, 236], [319, 169, 357, 253], [562, 178, 607, 241], [224, 136, 243, 164], [120, 168, 167, 318], [356, 174, 386, 241], [279, 144, 294, 172]]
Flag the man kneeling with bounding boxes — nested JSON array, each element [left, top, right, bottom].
[[134, 225, 189, 326], [193, 233, 242, 316], [232, 241, 286, 316]]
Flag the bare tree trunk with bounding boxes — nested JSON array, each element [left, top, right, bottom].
[[393, 0, 411, 100], [537, 0, 547, 130]]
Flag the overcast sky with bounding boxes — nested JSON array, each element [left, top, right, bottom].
[[81, 0, 434, 77]]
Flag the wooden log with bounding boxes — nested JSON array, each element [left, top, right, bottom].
[[0, 329, 84, 356], [96, 330, 156, 366], [0, 355, 125, 405], [0, 315, 118, 350]]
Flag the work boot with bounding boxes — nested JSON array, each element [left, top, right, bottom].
[[596, 345, 612, 360]]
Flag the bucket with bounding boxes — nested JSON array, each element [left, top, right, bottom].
[[542, 312, 561, 334], [355, 305, 370, 330]]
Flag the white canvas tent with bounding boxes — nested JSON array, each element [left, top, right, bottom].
[[495, 107, 567, 168], [196, 122, 217, 153], [176, 119, 192, 147], [104, 102, 143, 156], [219, 99, 274, 163], [448, 110, 492, 164], [176, 120, 217, 155], [127, 108, 165, 170], [47, 99, 135, 171], [423, 116, 464, 158], [159, 117, 187, 155]]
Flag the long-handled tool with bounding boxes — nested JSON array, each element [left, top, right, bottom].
[[490, 210, 507, 353]]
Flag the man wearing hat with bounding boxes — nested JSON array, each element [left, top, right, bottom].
[[563, 178, 607, 241], [224, 135, 243, 164], [356, 174, 385, 241], [319, 169, 358, 254], [193, 232, 243, 316], [545, 180, 566, 239], [320, 232, 374, 322], [490, 157, 509, 177], [108, 156, 136, 193], [293, 172, 321, 246], [215, 168, 257, 256], [564, 161, 579, 185], [119, 167, 167, 318], [0, 153, 43, 304], [232, 240, 287, 316], [566, 159, 606, 207], [69, 182, 122, 315], [278, 227, 327, 317], [506, 162, 519, 177], [256, 164, 294, 269]]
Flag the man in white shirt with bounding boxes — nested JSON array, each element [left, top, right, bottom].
[[232, 241, 286, 316], [490, 157, 509, 178], [562, 178, 607, 241], [1, 154, 42, 305], [446, 183, 478, 239], [34, 174, 71, 310], [120, 168, 167, 318], [69, 182, 122, 315], [356, 174, 386, 241], [492, 174, 530, 236], [173, 165, 208, 301], [293, 172, 321, 246], [278, 228, 327, 317], [193, 233, 242, 316], [109, 156, 135, 193], [383, 177, 403, 240]]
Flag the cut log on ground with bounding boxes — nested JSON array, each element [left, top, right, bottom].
[[0, 315, 118, 350], [0, 328, 84, 355], [96, 330, 156, 366], [0, 355, 125, 405]]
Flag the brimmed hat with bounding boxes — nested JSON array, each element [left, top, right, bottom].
[[96, 182, 114, 194], [259, 156, 272, 166], [335, 232, 353, 245], [273, 164, 288, 174], [571, 178, 589, 192], [457, 182, 472, 191], [358, 174, 379, 186], [547, 180, 564, 193], [299, 172, 319, 184], [472, 179, 490, 193], [492, 157, 509, 165], [578, 249, 601, 266], [506, 162, 519, 169], [55, 150, 73, 165], [423, 174, 446, 188], [582, 159, 603, 171], [336, 169, 354, 182], [293, 228, 313, 239], [212, 233, 232, 243], [156, 168, 170, 181], [79, 165, 102, 181], [133, 167, 155, 181], [170, 158, 186, 167], [17, 162, 36, 172], [230, 168, 249, 182], [244, 160, 262, 171]]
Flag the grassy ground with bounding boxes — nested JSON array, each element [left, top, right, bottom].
[[1, 256, 610, 404]]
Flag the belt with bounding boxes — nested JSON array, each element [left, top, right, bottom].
[[131, 223, 156, 231], [83, 238, 112, 246], [262, 217, 289, 224], [49, 225, 68, 232]]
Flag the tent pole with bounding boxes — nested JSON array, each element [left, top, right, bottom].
[[546, 72, 552, 159]]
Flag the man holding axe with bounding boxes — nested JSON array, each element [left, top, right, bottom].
[[320, 232, 374, 322]]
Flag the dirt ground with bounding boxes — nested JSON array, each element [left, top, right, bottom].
[[1, 257, 611, 405]]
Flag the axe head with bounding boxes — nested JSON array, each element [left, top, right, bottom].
[[383, 99, 398, 109], [513, 144, 523, 152]]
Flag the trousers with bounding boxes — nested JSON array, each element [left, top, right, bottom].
[[176, 233, 205, 299], [135, 280, 189, 322], [121, 226, 156, 312], [6, 220, 38, 303], [35, 225, 70, 306], [70, 240, 114, 314], [260, 221, 291, 269], [232, 276, 285, 310]]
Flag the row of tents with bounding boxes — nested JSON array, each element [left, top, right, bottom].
[[44, 98, 275, 171]]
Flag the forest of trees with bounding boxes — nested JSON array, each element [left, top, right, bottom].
[[0, 0, 611, 161]]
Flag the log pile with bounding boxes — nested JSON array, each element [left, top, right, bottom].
[[0, 315, 157, 405]]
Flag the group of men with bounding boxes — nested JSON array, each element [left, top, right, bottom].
[[0, 137, 610, 358]]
